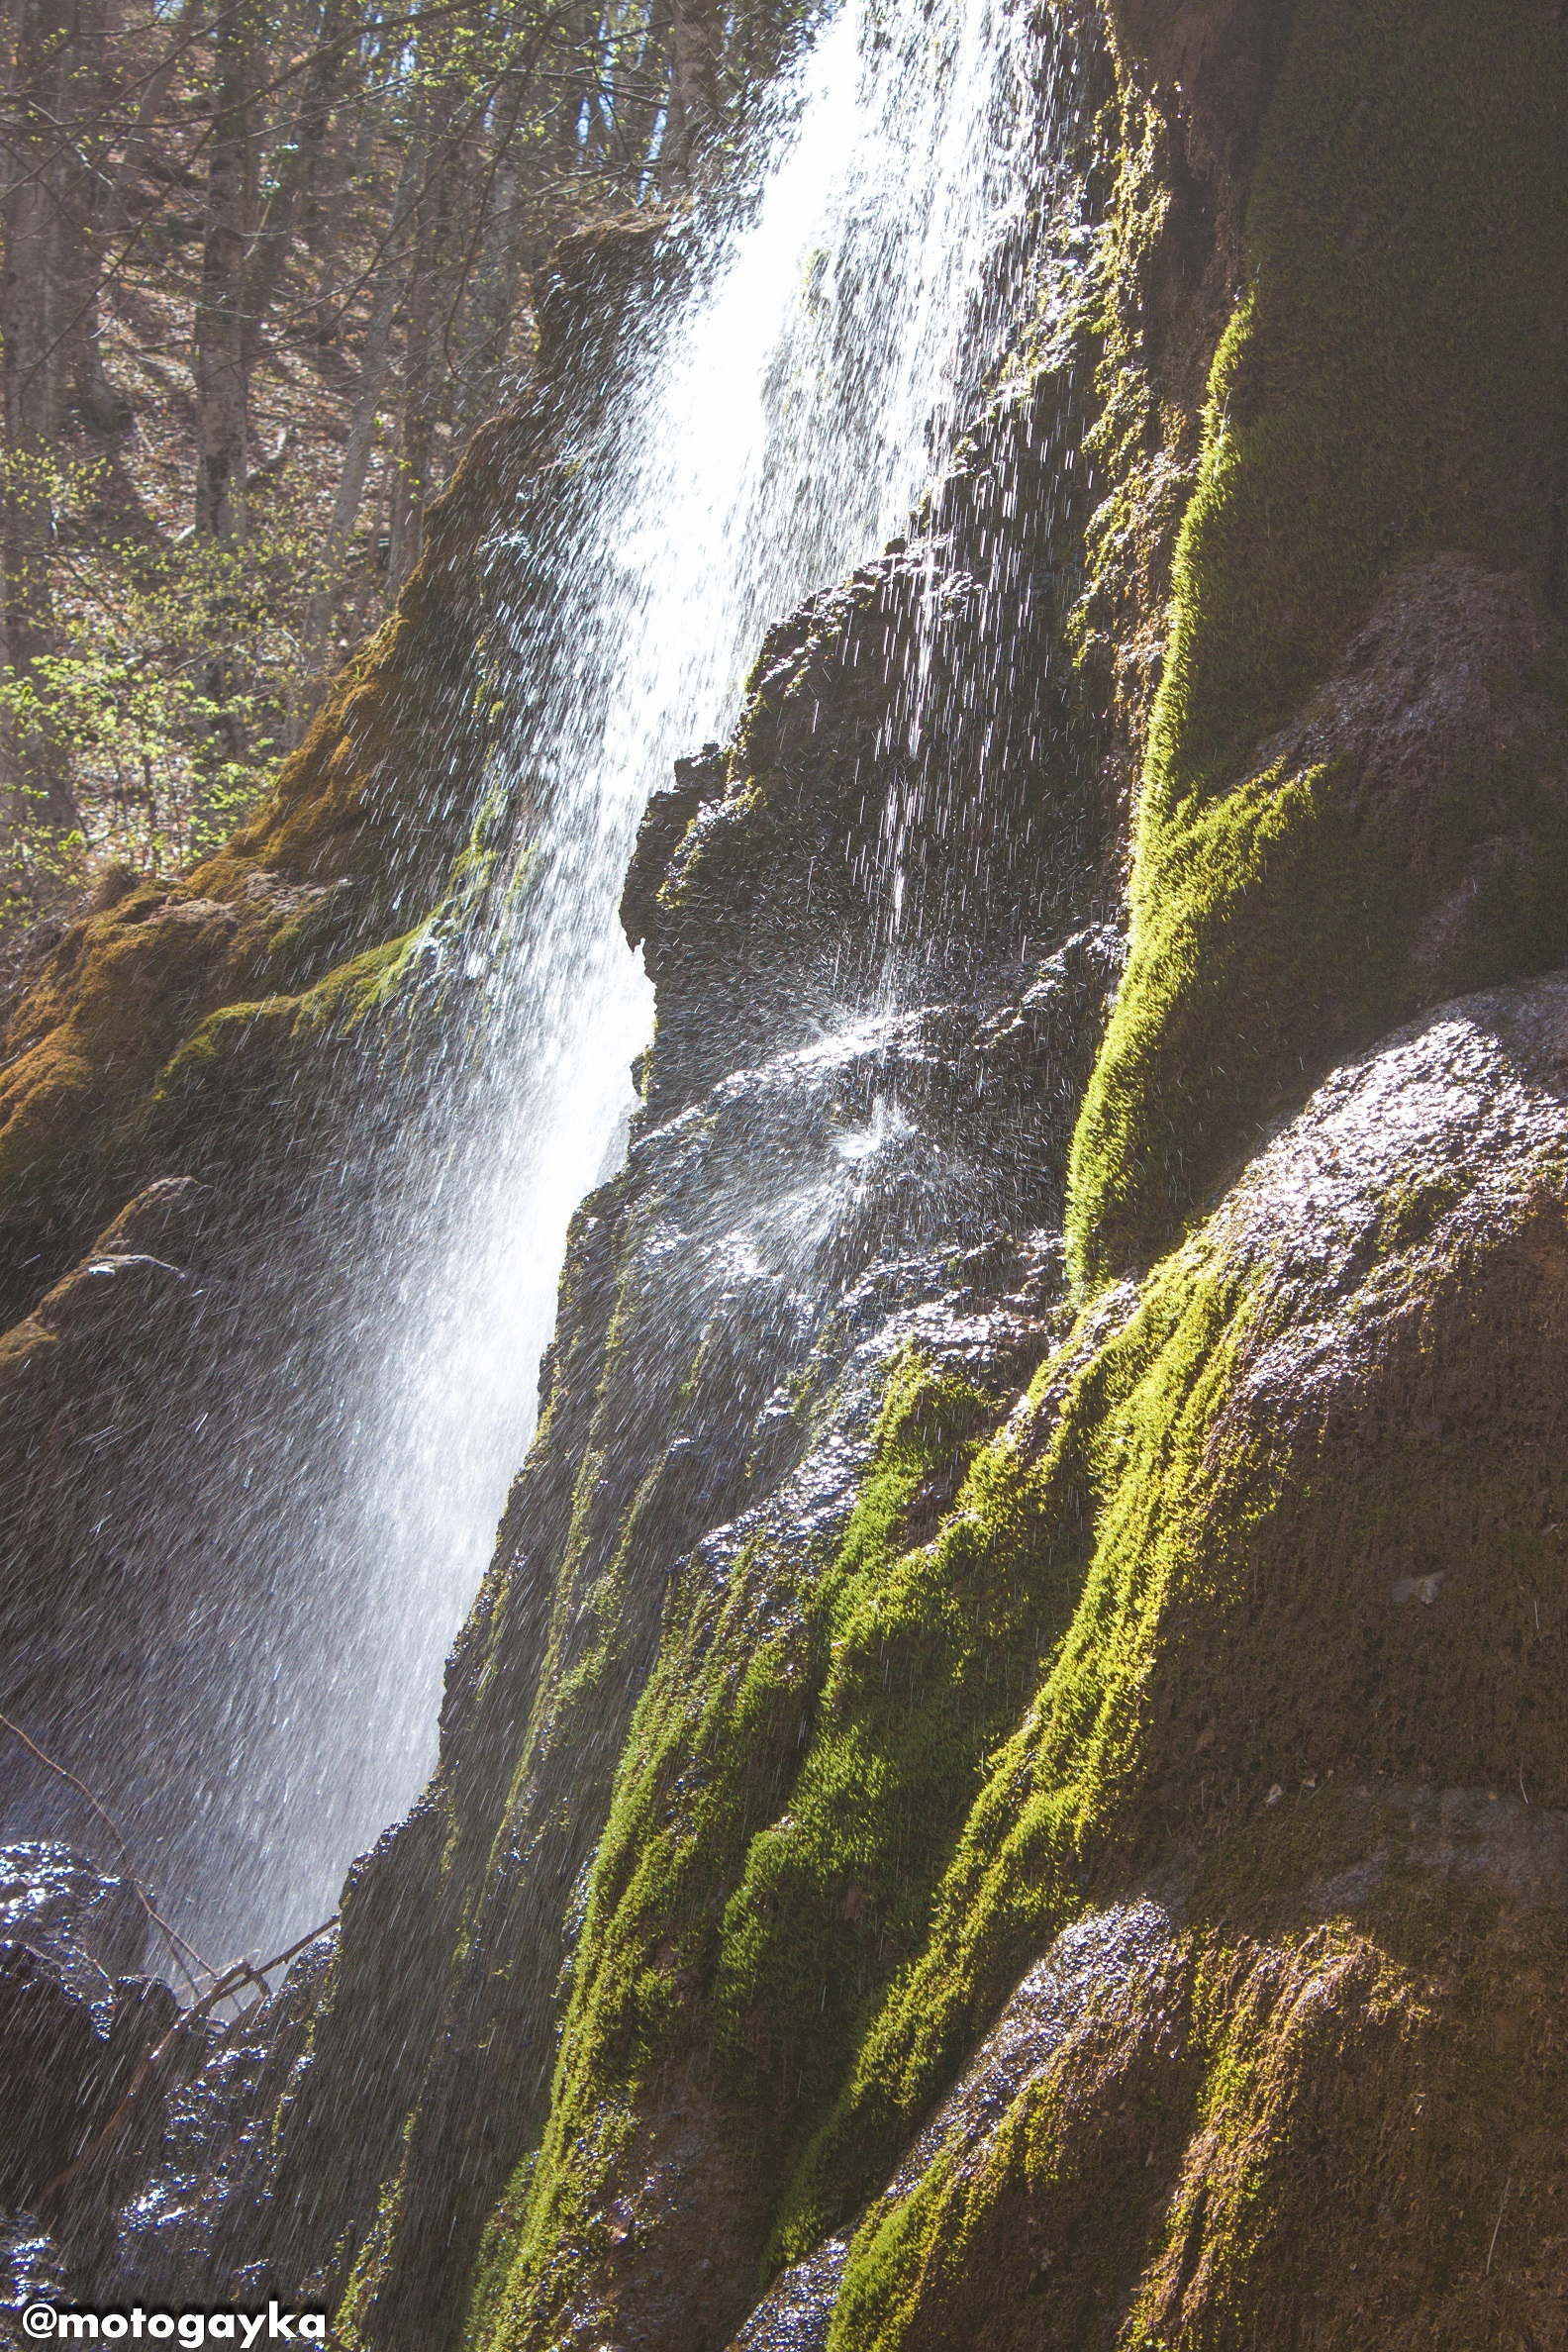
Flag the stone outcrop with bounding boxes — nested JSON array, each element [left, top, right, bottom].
[[0, 1845, 183, 2293], [220, 333, 1124, 2352], [0, 217, 675, 1333]]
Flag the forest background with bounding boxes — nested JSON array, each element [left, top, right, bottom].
[[0, 0, 802, 926]]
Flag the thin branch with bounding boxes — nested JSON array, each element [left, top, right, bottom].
[[1486, 2175, 1511, 2278], [37, 1912, 338, 2213], [0, 1707, 213, 1998], [11, 11, 556, 399], [0, 0, 273, 210]]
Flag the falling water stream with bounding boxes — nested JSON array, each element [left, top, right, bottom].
[[55, 0, 1086, 1963]]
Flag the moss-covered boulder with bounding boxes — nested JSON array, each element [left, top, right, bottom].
[[771, 967, 1568, 2344], [1068, 0, 1568, 1288], [829, 1880, 1568, 2350], [426, 933, 1568, 2352], [0, 219, 672, 1328]]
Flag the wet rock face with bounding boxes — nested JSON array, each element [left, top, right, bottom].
[[250, 923, 1122, 2348], [0, 1843, 149, 1996], [732, 1899, 1179, 2352], [222, 265, 1123, 2347], [1071, 0, 1568, 1285], [625, 363, 1110, 1126], [781, 1816, 1568, 2349], [0, 1845, 182, 2293], [1107, 0, 1293, 331], [0, 1941, 106, 2209], [677, 973, 1568, 2352], [1151, 976, 1568, 1808], [1075, 553, 1568, 1282], [0, 1840, 336, 2312]]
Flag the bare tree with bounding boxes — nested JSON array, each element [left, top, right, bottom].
[[1, 0, 76, 833], [0, 0, 806, 904], [194, 0, 259, 538], [660, 0, 723, 188]]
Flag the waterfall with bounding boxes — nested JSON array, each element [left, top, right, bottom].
[[129, 0, 1085, 1961]]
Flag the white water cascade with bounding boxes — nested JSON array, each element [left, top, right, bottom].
[[165, 0, 1085, 1959]]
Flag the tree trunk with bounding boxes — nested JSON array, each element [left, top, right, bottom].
[[53, 0, 127, 429], [194, 0, 257, 538], [616, 0, 671, 190], [452, 147, 526, 434], [1, 0, 76, 837], [299, 261, 397, 677], [450, 61, 542, 436], [102, 0, 202, 235], [297, 140, 417, 692], [386, 136, 458, 592], [242, 0, 357, 373], [659, 0, 723, 189]]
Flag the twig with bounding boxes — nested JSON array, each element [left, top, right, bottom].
[[37, 1912, 337, 2213], [0, 1706, 213, 1998], [1486, 2175, 1511, 2278]]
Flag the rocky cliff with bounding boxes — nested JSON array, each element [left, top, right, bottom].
[[3, 2, 1568, 2347]]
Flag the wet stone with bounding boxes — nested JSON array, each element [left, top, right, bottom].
[[0, 1844, 147, 2017], [728, 2235, 849, 2351], [725, 1900, 1179, 2347]]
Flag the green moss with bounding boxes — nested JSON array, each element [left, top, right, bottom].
[[797, 1125, 1568, 2330], [138, 930, 426, 1147], [463, 2157, 539, 2351], [709, 1361, 1061, 2146], [334, 2142, 411, 2350], [828, 1885, 1568, 2351], [1068, 0, 1568, 1288], [1067, 78, 1202, 708], [0, 727, 523, 1321], [471, 1342, 1102, 2343], [774, 1242, 1253, 2261]]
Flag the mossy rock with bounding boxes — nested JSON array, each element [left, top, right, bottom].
[[772, 967, 1568, 2283], [439, 968, 1568, 2351], [1067, 0, 1568, 1288], [830, 1888, 1568, 2350], [0, 388, 572, 1323]]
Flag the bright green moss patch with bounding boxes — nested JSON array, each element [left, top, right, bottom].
[[708, 1362, 1072, 2143], [334, 2142, 411, 2351], [461, 2156, 540, 2352], [1069, 0, 1568, 1287], [772, 1242, 1253, 2262], [473, 1342, 1102, 2342], [792, 1137, 1568, 2311]]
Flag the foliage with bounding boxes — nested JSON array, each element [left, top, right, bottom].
[[0, 452, 321, 920], [0, 0, 811, 921]]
